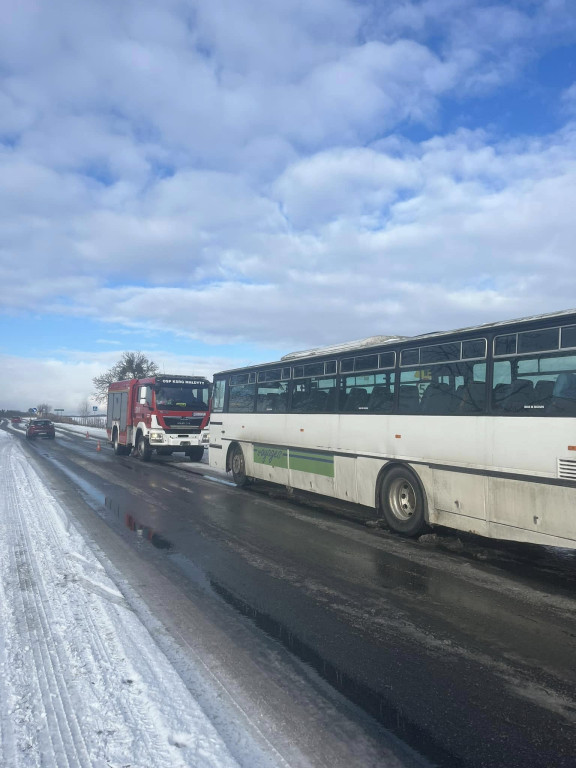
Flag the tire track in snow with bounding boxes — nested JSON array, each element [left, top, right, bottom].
[[1, 438, 92, 767], [0, 432, 243, 768]]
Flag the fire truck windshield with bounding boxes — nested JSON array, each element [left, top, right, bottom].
[[155, 385, 209, 410]]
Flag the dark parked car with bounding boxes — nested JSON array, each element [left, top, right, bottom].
[[26, 419, 56, 439]]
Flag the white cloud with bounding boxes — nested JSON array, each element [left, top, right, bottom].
[[274, 147, 420, 227], [1, 0, 576, 411], [2, 124, 576, 342], [369, 0, 576, 93]]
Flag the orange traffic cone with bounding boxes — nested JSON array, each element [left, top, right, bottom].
[[96, 440, 101, 452], [85, 431, 90, 438]]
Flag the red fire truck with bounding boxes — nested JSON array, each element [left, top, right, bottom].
[[106, 375, 211, 461]]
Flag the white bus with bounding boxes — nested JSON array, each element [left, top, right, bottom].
[[209, 310, 576, 549]]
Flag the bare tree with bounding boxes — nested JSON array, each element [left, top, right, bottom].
[[36, 403, 52, 417], [92, 352, 159, 403], [78, 399, 92, 417]]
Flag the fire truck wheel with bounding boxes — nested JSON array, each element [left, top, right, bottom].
[[113, 432, 129, 456], [187, 447, 204, 462], [137, 434, 152, 461]]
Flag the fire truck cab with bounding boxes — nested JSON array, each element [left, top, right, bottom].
[[106, 375, 211, 462]]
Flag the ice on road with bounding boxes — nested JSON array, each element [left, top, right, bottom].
[[0, 430, 241, 768]]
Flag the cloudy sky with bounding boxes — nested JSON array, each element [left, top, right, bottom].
[[1, 0, 576, 412]]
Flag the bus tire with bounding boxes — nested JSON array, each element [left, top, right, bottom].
[[230, 444, 248, 487], [187, 447, 204, 462], [380, 465, 428, 537], [137, 434, 152, 462]]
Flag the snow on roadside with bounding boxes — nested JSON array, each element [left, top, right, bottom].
[[0, 431, 241, 768], [54, 422, 108, 439]]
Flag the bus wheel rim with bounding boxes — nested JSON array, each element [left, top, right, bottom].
[[388, 477, 416, 521]]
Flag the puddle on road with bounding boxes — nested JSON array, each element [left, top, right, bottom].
[[104, 497, 174, 551]]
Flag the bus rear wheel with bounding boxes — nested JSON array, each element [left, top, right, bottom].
[[230, 444, 248, 487], [380, 466, 428, 537]]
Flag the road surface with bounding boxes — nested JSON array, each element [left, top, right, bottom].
[[4, 421, 576, 767]]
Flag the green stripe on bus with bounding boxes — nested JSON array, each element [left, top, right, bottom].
[[254, 444, 288, 469], [289, 450, 334, 478]]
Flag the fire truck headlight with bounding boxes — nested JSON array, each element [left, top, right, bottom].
[[149, 431, 163, 443], [202, 432, 210, 442]]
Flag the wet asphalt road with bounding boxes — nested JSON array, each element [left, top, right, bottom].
[[9, 424, 576, 768]]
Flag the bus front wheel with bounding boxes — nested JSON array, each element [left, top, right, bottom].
[[380, 466, 428, 537], [230, 444, 248, 487]]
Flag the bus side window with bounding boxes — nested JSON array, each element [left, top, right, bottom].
[[398, 385, 420, 413], [549, 372, 576, 415], [493, 356, 537, 413], [420, 382, 459, 414], [456, 381, 486, 413], [522, 354, 576, 414], [290, 377, 337, 413], [493, 379, 534, 412], [341, 373, 395, 413], [229, 384, 256, 413], [455, 363, 486, 414], [368, 385, 394, 413], [531, 380, 554, 408], [256, 382, 288, 413], [343, 387, 368, 412], [290, 386, 305, 411], [495, 354, 576, 414]]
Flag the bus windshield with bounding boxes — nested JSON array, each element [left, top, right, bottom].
[[155, 385, 209, 410]]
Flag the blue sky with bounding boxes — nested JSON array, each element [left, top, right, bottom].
[[1, 0, 576, 412]]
